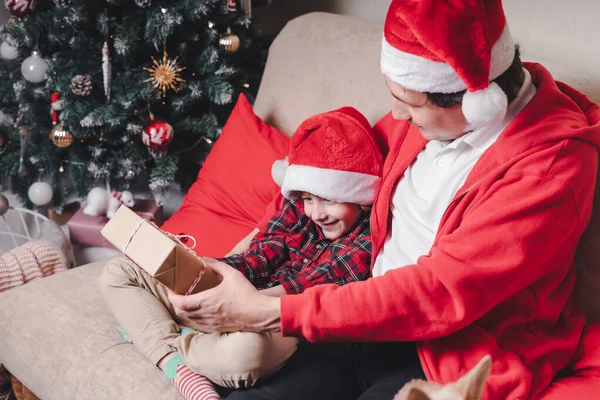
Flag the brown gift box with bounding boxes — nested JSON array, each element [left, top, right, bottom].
[[100, 205, 220, 295]]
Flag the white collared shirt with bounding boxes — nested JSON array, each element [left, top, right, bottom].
[[372, 69, 536, 277]]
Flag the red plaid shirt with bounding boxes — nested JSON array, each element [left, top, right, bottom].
[[220, 198, 372, 294]]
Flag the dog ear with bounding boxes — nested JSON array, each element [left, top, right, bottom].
[[394, 383, 432, 400], [455, 355, 492, 400], [407, 387, 432, 400]]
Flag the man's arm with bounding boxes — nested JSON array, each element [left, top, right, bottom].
[[169, 260, 282, 333], [280, 172, 588, 342]]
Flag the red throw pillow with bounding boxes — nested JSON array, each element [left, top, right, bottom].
[[161, 94, 290, 257]]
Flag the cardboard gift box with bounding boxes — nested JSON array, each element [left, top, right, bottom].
[[101, 205, 221, 295], [67, 199, 163, 248]]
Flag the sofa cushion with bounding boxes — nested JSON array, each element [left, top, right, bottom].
[[161, 94, 290, 257], [0, 262, 180, 400]]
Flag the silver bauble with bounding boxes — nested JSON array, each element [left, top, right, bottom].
[[0, 41, 19, 60], [21, 51, 48, 83], [28, 181, 53, 206]]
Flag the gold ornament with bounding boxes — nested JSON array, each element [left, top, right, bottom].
[[144, 49, 186, 97], [219, 27, 240, 53], [49, 123, 74, 148]]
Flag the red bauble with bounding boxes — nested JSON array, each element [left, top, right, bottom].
[[4, 0, 38, 18], [142, 119, 174, 157]]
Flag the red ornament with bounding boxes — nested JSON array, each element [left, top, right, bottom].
[[142, 118, 174, 158], [4, 0, 38, 18], [226, 0, 236, 12]]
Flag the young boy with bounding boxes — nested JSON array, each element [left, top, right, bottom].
[[99, 106, 383, 400]]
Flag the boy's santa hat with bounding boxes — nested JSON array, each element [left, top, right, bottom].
[[381, 0, 516, 127], [272, 107, 383, 206]]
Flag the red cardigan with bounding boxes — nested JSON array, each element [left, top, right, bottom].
[[280, 63, 600, 399]]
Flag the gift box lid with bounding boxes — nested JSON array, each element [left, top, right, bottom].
[[101, 205, 176, 275]]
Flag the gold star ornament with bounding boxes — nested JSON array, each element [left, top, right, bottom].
[[144, 50, 186, 96]]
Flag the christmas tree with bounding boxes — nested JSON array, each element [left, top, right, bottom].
[[0, 0, 265, 211]]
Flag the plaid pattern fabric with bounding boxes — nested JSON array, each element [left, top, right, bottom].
[[221, 198, 372, 294]]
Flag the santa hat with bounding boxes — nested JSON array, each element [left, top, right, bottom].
[[271, 107, 383, 205], [381, 0, 516, 127]]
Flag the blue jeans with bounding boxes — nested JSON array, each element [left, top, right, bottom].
[[223, 341, 425, 400]]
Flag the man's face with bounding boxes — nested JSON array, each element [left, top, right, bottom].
[[385, 76, 469, 141]]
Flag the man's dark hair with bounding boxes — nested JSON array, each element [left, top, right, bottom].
[[426, 46, 524, 108]]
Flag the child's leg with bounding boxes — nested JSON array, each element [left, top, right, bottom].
[[100, 256, 220, 400], [99, 255, 182, 366], [176, 330, 299, 389]]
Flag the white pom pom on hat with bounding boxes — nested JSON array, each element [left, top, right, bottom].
[[271, 157, 288, 187], [462, 82, 508, 127]]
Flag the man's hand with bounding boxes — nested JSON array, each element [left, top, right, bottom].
[[167, 259, 282, 333]]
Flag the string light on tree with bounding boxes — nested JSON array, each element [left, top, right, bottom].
[[144, 48, 186, 97]]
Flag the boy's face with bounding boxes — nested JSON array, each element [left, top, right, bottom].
[[300, 193, 363, 240]]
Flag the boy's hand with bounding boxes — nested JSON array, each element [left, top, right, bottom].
[[167, 259, 282, 333]]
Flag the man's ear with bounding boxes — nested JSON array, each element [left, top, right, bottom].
[[455, 355, 492, 400], [405, 387, 431, 400]]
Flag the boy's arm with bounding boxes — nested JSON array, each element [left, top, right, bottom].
[[225, 228, 259, 256], [217, 199, 300, 287], [260, 285, 287, 297], [277, 224, 372, 294], [226, 193, 285, 256]]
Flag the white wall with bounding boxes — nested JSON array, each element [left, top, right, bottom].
[[254, 0, 389, 37]]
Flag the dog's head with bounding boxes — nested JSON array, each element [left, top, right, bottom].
[[394, 356, 492, 400]]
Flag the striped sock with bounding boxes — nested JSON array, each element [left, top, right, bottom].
[[173, 364, 220, 400]]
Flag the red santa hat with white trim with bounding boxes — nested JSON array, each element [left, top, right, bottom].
[[271, 107, 383, 206], [381, 0, 516, 127]]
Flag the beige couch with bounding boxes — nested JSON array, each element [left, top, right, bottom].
[[1, 5, 600, 399]]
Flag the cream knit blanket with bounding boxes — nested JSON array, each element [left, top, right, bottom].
[[0, 240, 68, 294]]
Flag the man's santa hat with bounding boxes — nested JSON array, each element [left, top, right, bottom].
[[381, 0, 516, 127], [271, 107, 383, 206]]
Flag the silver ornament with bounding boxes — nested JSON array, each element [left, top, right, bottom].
[[21, 51, 48, 83], [27, 181, 53, 206], [102, 42, 111, 102], [0, 41, 19, 60]]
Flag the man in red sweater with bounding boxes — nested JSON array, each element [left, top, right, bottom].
[[169, 1, 600, 399]]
